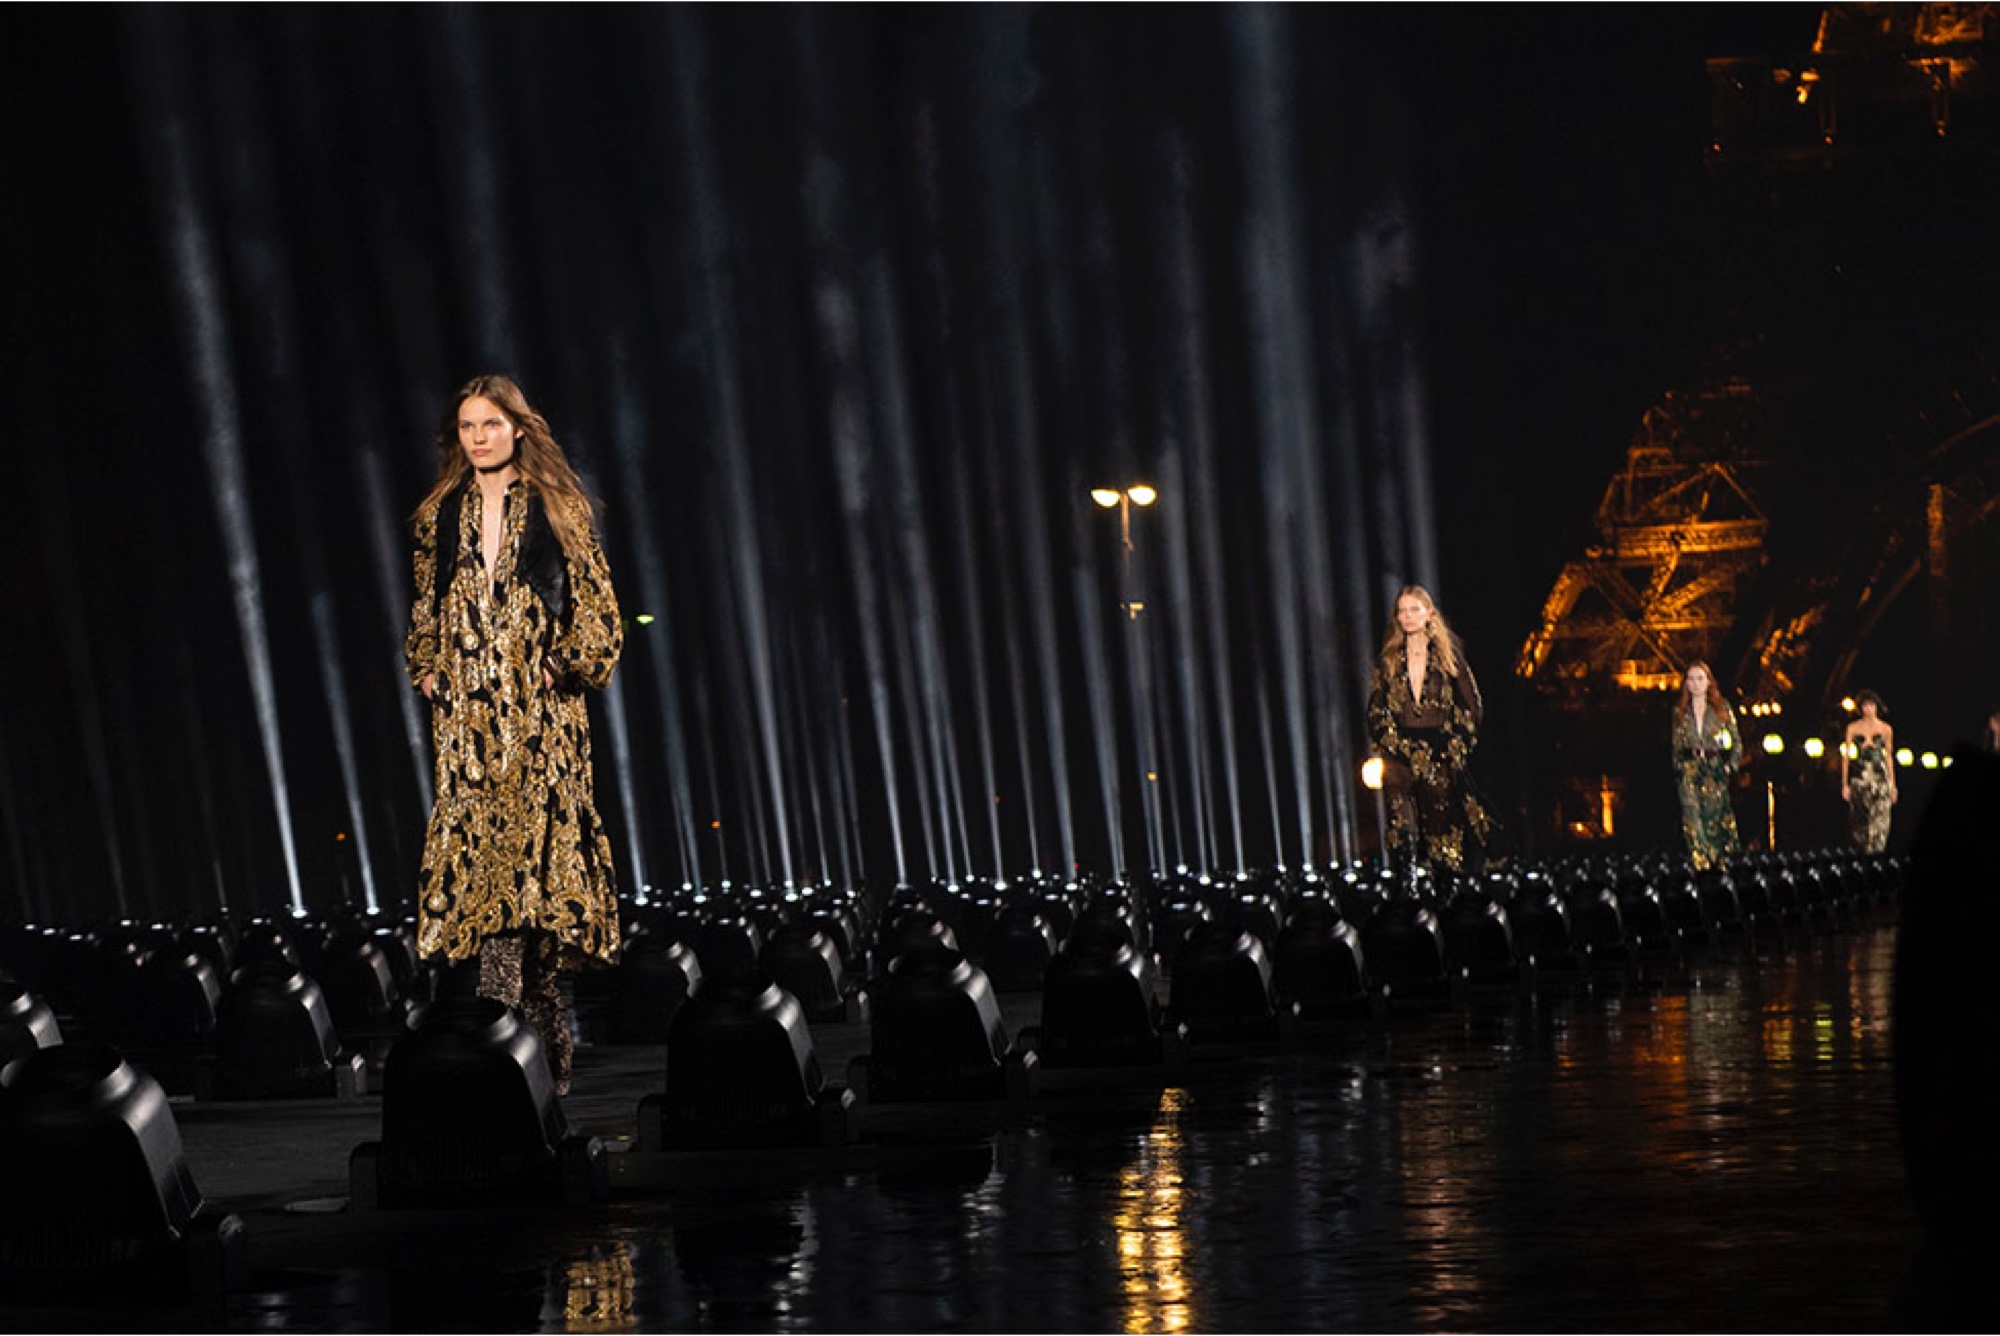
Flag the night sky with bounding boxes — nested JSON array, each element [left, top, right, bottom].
[[1, 4, 1826, 925]]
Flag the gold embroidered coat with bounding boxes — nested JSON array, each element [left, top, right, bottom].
[[405, 480, 623, 969]]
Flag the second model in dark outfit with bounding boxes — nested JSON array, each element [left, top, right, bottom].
[[1366, 585, 1494, 873]]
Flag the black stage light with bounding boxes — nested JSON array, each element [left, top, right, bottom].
[[1271, 897, 1368, 1020], [981, 903, 1060, 994], [117, 949, 224, 1097], [638, 970, 852, 1150], [317, 924, 405, 1036], [1564, 878, 1629, 962], [0, 1041, 244, 1300], [1506, 871, 1578, 973], [851, 941, 1030, 1103], [1439, 887, 1518, 986], [692, 914, 766, 976], [1, 981, 62, 1071], [212, 958, 365, 1100], [1033, 903, 1167, 1068], [349, 995, 603, 1208], [1358, 894, 1448, 999], [1168, 921, 1282, 1043], [607, 929, 703, 1044], [759, 922, 850, 1023], [1694, 867, 1743, 934]]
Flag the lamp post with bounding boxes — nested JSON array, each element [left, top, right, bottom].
[[1092, 483, 1163, 874]]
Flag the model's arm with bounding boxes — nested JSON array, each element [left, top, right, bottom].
[[405, 506, 439, 694], [548, 500, 623, 691], [1886, 725, 1897, 801], [1455, 655, 1485, 734], [1841, 722, 1853, 793], [1368, 656, 1398, 751]]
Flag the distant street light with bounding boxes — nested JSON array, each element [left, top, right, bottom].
[[1092, 482, 1163, 873]]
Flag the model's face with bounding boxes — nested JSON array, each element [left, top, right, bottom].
[[1860, 699, 1878, 719], [1396, 595, 1430, 636], [458, 395, 522, 473], [1686, 667, 1710, 697]]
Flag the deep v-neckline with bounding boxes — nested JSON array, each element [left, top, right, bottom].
[[476, 487, 508, 599]]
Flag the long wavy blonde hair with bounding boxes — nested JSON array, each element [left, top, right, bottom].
[[413, 373, 597, 558], [1378, 584, 1460, 678]]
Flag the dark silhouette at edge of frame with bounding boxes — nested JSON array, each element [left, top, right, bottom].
[[1892, 747, 2000, 1331]]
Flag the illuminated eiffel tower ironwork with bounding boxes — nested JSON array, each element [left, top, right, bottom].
[[1517, 383, 1773, 699]]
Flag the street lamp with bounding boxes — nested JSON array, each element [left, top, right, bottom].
[[1091, 483, 1158, 617], [1092, 482, 1163, 875]]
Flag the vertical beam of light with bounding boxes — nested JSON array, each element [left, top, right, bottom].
[[1320, 246, 1388, 860], [1159, 137, 1244, 873], [310, 595, 381, 913], [431, 6, 517, 370], [1150, 443, 1217, 875], [666, 7, 794, 891], [888, 589, 943, 880], [0, 705, 49, 923], [1367, 185, 1442, 598], [862, 256, 968, 884], [1151, 623, 1189, 872], [356, 447, 436, 816], [831, 429, 909, 887], [832, 685, 865, 890], [1074, 555, 1127, 882], [994, 510, 1045, 875], [1023, 100, 1091, 879], [949, 441, 1006, 880], [35, 483, 128, 916], [600, 672, 647, 898], [208, 14, 388, 913], [1128, 594, 1167, 877], [1232, 5, 1321, 867], [693, 671, 729, 887], [702, 515, 776, 889], [169, 652, 229, 912], [123, 8, 304, 914], [1257, 674, 1286, 867], [787, 14, 911, 889], [605, 351, 701, 891], [787, 650, 834, 887], [904, 74, 1002, 883], [1156, 474, 1217, 875]]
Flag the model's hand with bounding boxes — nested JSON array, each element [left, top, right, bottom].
[[1841, 783, 1849, 802], [421, 672, 436, 700]]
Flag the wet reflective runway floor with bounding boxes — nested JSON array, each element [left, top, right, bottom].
[[5, 911, 1927, 1333]]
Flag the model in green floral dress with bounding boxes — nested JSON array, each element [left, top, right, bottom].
[[1842, 691, 1895, 854], [1671, 662, 1741, 870]]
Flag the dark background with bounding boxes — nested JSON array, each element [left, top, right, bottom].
[[0, 4, 1880, 925]]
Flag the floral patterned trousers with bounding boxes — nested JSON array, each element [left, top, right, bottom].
[[476, 930, 574, 1093]]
